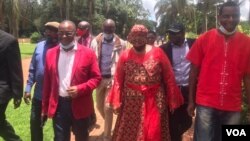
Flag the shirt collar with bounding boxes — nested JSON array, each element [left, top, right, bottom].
[[102, 35, 115, 44], [59, 41, 77, 51]]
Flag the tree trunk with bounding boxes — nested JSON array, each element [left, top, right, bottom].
[[0, 0, 4, 29], [12, 0, 19, 37], [103, 0, 108, 16], [7, 0, 19, 37], [88, 0, 95, 23], [66, 0, 70, 19], [249, 0, 250, 23]]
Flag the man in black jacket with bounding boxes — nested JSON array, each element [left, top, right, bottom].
[[160, 23, 195, 141], [0, 30, 23, 141]]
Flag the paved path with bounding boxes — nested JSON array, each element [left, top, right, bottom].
[[22, 58, 194, 141]]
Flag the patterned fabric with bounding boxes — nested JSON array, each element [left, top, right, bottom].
[[107, 47, 183, 141], [127, 24, 148, 47]]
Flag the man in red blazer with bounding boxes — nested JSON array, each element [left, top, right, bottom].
[[41, 20, 101, 141]]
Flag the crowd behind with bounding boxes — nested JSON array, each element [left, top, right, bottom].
[[0, 1, 250, 141]]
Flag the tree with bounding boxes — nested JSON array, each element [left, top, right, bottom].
[[155, 0, 195, 35], [2, 0, 20, 37], [1, 0, 153, 38], [87, 0, 95, 22], [0, 0, 4, 29]]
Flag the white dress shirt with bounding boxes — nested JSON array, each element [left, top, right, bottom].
[[172, 40, 190, 86], [58, 43, 77, 97]]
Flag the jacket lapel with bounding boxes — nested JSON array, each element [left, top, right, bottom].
[[55, 46, 60, 85], [70, 44, 81, 82], [166, 42, 173, 65]]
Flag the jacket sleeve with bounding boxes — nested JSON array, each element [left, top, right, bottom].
[[25, 46, 38, 93], [42, 51, 51, 115], [90, 39, 99, 58], [7, 38, 23, 99], [106, 51, 126, 109]]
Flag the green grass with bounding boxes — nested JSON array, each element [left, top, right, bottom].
[[2, 92, 97, 141], [19, 43, 36, 59], [1, 101, 54, 141]]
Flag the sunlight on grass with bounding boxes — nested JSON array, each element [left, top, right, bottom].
[[0, 90, 96, 141], [19, 43, 36, 59], [0, 101, 54, 141]]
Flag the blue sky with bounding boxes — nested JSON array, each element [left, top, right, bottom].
[[142, 0, 249, 21]]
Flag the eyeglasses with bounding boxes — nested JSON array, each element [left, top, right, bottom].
[[57, 31, 75, 37]]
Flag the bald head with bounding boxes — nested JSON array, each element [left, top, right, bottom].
[[59, 20, 76, 31], [103, 19, 115, 34], [103, 19, 115, 27], [78, 21, 90, 28], [58, 20, 76, 46]]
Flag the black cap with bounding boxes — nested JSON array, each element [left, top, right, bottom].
[[168, 23, 185, 33]]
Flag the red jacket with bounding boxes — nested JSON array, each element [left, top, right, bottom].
[[42, 43, 101, 119]]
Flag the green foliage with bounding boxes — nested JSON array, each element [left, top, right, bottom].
[[186, 32, 198, 39], [30, 32, 42, 43], [239, 21, 250, 35], [91, 13, 106, 35], [3, 0, 151, 38], [155, 0, 228, 34], [241, 84, 250, 125]]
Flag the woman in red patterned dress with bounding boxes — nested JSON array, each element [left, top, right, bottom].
[[107, 25, 183, 141]]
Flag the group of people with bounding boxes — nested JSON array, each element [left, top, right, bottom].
[[0, 1, 250, 141]]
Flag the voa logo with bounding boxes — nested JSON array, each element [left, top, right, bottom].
[[226, 129, 246, 136]]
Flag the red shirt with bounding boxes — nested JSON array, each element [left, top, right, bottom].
[[187, 29, 250, 111]]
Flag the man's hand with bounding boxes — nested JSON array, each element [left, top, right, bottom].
[[13, 98, 22, 109], [187, 102, 195, 117], [67, 86, 78, 98], [113, 107, 120, 115], [23, 92, 31, 105], [41, 114, 48, 127]]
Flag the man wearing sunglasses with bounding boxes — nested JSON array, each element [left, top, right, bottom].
[[42, 20, 101, 141]]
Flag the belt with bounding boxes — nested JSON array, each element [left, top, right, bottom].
[[59, 96, 72, 101], [102, 74, 112, 78]]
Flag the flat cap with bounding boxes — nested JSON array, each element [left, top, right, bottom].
[[45, 21, 60, 29], [168, 23, 185, 33]]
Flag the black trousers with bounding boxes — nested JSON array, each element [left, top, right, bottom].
[[169, 86, 192, 141], [53, 97, 89, 141], [30, 98, 43, 141], [0, 102, 22, 141]]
